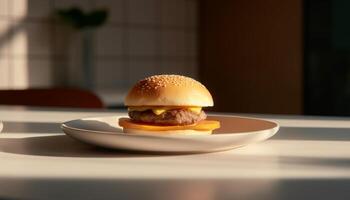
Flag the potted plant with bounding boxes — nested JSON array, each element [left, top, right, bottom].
[[56, 7, 108, 89]]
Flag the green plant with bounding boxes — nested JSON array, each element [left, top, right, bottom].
[[55, 7, 109, 88], [56, 7, 108, 29]]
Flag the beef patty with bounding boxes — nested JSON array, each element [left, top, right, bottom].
[[128, 109, 206, 125]]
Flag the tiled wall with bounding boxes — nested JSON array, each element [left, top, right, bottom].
[[0, 0, 198, 90]]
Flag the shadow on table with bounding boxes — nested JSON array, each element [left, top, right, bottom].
[[1, 177, 350, 200], [0, 119, 200, 157], [0, 135, 172, 158], [2, 121, 62, 133], [272, 127, 350, 141]]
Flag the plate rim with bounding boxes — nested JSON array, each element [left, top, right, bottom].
[[61, 115, 279, 138]]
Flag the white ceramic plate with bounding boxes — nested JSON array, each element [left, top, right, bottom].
[[0, 121, 2, 133], [61, 115, 279, 153]]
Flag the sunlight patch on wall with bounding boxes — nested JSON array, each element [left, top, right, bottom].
[[10, 0, 29, 89], [0, 21, 10, 89]]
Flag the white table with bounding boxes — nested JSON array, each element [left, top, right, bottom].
[[0, 106, 349, 200]]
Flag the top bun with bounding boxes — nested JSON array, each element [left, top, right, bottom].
[[125, 75, 213, 107]]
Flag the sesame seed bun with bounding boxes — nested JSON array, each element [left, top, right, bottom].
[[125, 75, 214, 107]]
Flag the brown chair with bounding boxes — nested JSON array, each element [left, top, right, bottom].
[[0, 88, 104, 108]]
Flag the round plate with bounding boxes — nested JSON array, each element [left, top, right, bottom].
[[61, 115, 279, 153]]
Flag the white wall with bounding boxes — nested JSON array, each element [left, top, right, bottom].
[[0, 0, 198, 90]]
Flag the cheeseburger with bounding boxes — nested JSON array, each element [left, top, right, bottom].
[[118, 75, 220, 135]]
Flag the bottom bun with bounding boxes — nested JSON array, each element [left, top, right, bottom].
[[123, 128, 212, 135]]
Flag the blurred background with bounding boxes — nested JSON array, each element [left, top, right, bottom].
[[0, 0, 349, 116]]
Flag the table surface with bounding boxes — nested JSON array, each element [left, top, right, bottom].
[[0, 106, 349, 200]]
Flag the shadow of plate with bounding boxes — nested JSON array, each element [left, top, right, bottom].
[[0, 135, 172, 158]]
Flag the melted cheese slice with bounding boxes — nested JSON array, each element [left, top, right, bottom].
[[128, 106, 202, 115], [119, 118, 220, 131]]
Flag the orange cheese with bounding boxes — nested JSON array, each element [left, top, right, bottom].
[[118, 118, 220, 131], [128, 106, 202, 115]]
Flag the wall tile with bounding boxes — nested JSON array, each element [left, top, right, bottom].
[[8, 22, 28, 56], [160, 60, 187, 76], [160, 30, 186, 57], [186, 0, 198, 28], [53, 24, 73, 56], [9, 0, 27, 19], [9, 22, 51, 56], [66, 32, 83, 87], [67, 55, 83, 87], [11, 0, 51, 20], [127, 0, 156, 25], [27, 59, 53, 87], [0, 20, 9, 55], [153, 60, 163, 75], [11, 57, 28, 88], [161, 59, 198, 79], [186, 31, 197, 57], [95, 0, 124, 24], [51, 58, 70, 86], [160, 0, 186, 27], [0, 0, 8, 16], [0, 55, 10, 88], [0, 0, 199, 90], [128, 28, 156, 56], [96, 26, 123, 56], [11, 57, 52, 88], [128, 60, 158, 85], [186, 60, 198, 78], [53, 0, 94, 11], [95, 59, 125, 89]]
